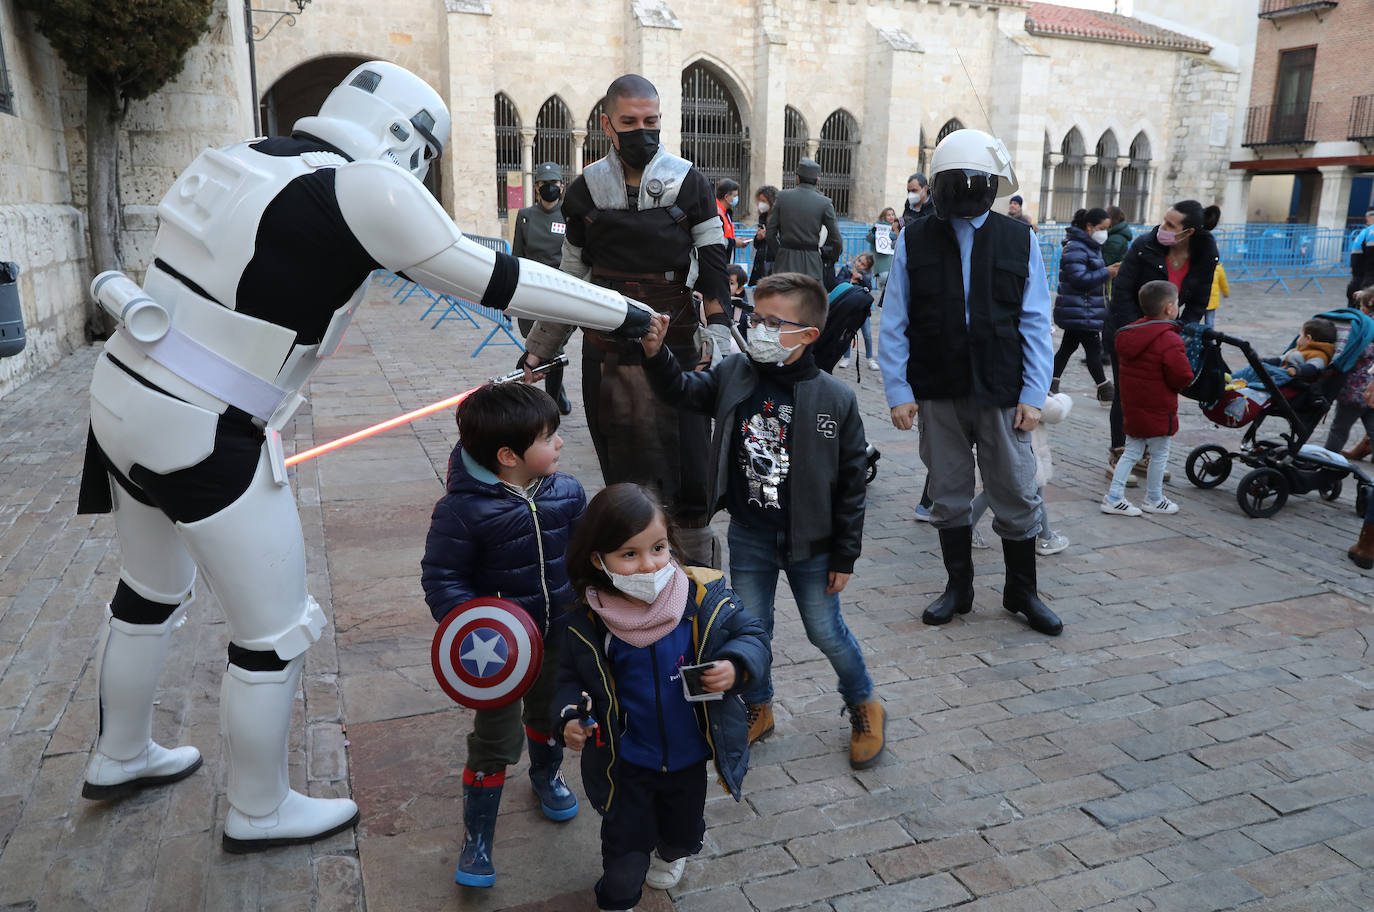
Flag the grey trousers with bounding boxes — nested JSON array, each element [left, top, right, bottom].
[[917, 397, 1042, 540]]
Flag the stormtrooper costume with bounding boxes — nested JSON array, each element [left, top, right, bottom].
[[76, 61, 651, 852]]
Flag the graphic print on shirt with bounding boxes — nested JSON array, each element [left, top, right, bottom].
[[739, 398, 792, 509]]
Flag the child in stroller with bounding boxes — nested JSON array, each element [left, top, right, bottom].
[[1181, 306, 1374, 518]]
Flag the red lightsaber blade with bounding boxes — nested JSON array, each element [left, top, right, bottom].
[[284, 355, 568, 467]]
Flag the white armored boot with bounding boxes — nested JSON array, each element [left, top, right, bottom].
[[83, 611, 203, 799], [221, 654, 358, 853]]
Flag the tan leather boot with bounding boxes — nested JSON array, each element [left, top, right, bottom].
[[1344, 436, 1371, 462], [845, 699, 886, 769], [1106, 447, 1138, 488], [1350, 522, 1374, 570], [745, 703, 774, 744]]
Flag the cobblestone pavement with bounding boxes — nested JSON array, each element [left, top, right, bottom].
[[2, 278, 1373, 912]]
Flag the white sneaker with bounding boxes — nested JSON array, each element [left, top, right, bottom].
[[837, 356, 851, 369], [867, 359, 880, 371], [1101, 496, 1142, 517], [1036, 532, 1070, 555], [645, 851, 686, 890], [913, 504, 933, 522], [971, 528, 990, 549], [1141, 496, 1180, 515]]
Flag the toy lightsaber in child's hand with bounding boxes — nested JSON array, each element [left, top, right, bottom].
[[283, 354, 570, 467]]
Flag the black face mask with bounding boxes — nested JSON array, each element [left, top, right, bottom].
[[614, 128, 660, 170], [538, 182, 562, 203], [931, 169, 999, 220]]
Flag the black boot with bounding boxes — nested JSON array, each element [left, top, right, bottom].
[[527, 732, 578, 821], [457, 771, 503, 887], [923, 527, 975, 625], [1001, 536, 1063, 636], [545, 365, 571, 416]]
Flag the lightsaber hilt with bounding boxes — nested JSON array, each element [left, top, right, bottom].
[[493, 353, 568, 385]]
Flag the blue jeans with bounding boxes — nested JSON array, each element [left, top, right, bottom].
[[727, 521, 873, 706], [859, 317, 873, 359], [1203, 310, 1216, 328], [1108, 435, 1172, 503]]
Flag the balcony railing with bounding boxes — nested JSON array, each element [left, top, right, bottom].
[[1258, 0, 1338, 18], [1351, 95, 1374, 144], [1243, 103, 1320, 148]]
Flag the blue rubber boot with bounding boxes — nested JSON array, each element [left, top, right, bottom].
[[457, 770, 502, 887], [527, 732, 579, 822]]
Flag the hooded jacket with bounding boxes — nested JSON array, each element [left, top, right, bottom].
[[554, 567, 770, 812], [1101, 221, 1134, 267], [1113, 318, 1195, 439], [420, 445, 585, 627], [1053, 226, 1111, 332]]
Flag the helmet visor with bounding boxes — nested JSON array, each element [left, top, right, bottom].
[[931, 169, 999, 220]]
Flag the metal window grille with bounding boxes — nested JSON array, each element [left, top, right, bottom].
[[936, 118, 965, 144], [584, 100, 611, 167], [782, 106, 808, 190], [494, 93, 522, 219], [1051, 128, 1086, 223], [1087, 131, 1118, 208], [1351, 94, 1374, 143], [681, 63, 748, 193], [817, 109, 859, 217], [1118, 132, 1151, 224], [533, 95, 574, 176], [0, 15, 13, 115]]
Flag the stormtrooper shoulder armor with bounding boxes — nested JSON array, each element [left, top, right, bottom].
[[333, 161, 460, 272]]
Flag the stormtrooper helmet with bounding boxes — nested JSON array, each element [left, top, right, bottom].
[[292, 61, 450, 180], [929, 128, 1020, 220]]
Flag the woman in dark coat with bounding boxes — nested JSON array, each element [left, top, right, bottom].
[[1103, 199, 1219, 474], [748, 185, 779, 285], [1052, 207, 1118, 404]]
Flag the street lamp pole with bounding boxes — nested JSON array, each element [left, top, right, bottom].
[[244, 0, 312, 136]]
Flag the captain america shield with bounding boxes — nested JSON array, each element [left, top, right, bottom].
[[432, 598, 543, 710]]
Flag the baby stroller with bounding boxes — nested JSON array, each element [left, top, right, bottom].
[[1181, 308, 1374, 518]]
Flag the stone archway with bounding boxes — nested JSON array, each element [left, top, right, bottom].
[[262, 55, 442, 200]]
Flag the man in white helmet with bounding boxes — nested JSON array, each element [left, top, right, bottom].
[[877, 128, 1062, 637], [75, 61, 651, 852]]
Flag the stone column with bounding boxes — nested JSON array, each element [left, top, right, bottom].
[[1045, 152, 1064, 222], [806, 138, 820, 160], [752, 19, 788, 201], [987, 14, 1052, 223], [860, 27, 923, 223], [520, 127, 536, 206], [572, 129, 587, 175], [443, 0, 499, 232], [1223, 169, 1253, 223], [625, 0, 684, 153], [1080, 155, 1097, 213], [1315, 165, 1355, 231]]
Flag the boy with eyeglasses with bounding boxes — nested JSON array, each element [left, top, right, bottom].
[[639, 272, 884, 770]]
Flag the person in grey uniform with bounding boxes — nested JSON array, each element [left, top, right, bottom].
[[514, 161, 571, 413], [766, 158, 843, 283], [879, 128, 1063, 637]]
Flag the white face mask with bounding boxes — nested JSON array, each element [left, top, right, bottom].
[[1091, 229, 1109, 245], [756, 201, 770, 213], [747, 324, 804, 364], [907, 191, 923, 207], [601, 560, 676, 602]]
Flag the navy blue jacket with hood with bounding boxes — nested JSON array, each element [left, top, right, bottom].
[[553, 567, 770, 814], [420, 444, 585, 630], [1053, 226, 1111, 332]]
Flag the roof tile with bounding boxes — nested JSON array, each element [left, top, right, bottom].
[[1025, 3, 1212, 53]]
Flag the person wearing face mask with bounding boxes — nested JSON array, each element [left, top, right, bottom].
[[1103, 199, 1218, 483], [639, 272, 885, 769], [879, 128, 1062, 638], [513, 161, 572, 413], [749, 185, 778, 285], [521, 74, 732, 568], [1051, 207, 1119, 404], [556, 483, 768, 912], [766, 159, 845, 283], [715, 178, 750, 261], [901, 172, 932, 229]]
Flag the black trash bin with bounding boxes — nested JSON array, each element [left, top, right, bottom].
[[0, 262, 24, 358]]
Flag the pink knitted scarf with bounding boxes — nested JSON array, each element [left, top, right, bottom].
[[585, 565, 689, 648]]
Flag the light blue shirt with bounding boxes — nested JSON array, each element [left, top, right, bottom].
[[879, 211, 1053, 410], [1355, 224, 1374, 249]]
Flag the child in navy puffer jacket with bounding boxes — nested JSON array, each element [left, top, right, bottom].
[[420, 382, 586, 889]]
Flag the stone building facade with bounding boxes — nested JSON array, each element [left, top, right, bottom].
[[0, 0, 1249, 396]]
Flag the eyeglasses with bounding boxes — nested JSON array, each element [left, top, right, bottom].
[[744, 312, 811, 332]]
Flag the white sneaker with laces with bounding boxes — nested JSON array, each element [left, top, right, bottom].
[[645, 851, 686, 890], [867, 358, 880, 371], [971, 528, 990, 549], [1101, 496, 1142, 517], [1141, 496, 1179, 515], [837, 356, 851, 369], [1036, 532, 1070, 555]]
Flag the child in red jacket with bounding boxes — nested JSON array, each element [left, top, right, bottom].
[[1102, 281, 1194, 517]]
